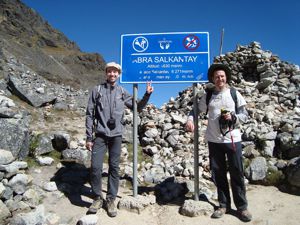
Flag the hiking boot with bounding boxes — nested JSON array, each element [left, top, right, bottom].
[[211, 207, 229, 218], [87, 197, 103, 214], [237, 209, 252, 222], [106, 199, 117, 217]]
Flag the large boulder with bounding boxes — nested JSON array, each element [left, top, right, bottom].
[[8, 75, 57, 107], [0, 111, 30, 159]]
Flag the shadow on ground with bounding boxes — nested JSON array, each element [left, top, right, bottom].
[[50, 161, 94, 208], [50, 162, 219, 212]]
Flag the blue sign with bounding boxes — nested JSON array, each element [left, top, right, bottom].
[[120, 32, 210, 83]]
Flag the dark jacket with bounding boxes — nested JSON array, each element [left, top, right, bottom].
[[86, 82, 151, 141]]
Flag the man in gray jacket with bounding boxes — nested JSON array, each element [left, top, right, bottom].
[[86, 62, 154, 216]]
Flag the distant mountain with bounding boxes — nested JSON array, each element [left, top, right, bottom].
[[0, 0, 106, 89]]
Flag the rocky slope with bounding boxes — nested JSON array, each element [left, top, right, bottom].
[[0, 0, 106, 90]]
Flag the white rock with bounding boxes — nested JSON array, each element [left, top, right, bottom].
[[43, 182, 57, 192]]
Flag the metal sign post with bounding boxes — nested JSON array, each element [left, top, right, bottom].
[[193, 83, 199, 201], [133, 83, 138, 197]]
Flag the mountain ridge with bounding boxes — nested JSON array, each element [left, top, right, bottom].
[[0, 0, 106, 90]]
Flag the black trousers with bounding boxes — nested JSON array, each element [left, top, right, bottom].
[[90, 134, 122, 201], [208, 141, 248, 210]]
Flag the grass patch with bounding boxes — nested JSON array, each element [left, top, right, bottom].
[[24, 156, 39, 168], [25, 150, 62, 168], [47, 150, 62, 164], [126, 143, 152, 164], [264, 167, 285, 186], [42, 46, 78, 55], [243, 158, 251, 169], [29, 133, 42, 157], [9, 94, 35, 110], [256, 138, 266, 152], [96, 144, 153, 169]]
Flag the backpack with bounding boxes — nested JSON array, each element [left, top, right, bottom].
[[205, 87, 238, 115]]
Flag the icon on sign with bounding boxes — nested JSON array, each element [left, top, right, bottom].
[[158, 38, 172, 50], [132, 36, 148, 52], [183, 35, 200, 50]]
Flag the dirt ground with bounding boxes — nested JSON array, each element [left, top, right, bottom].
[[29, 165, 300, 225]]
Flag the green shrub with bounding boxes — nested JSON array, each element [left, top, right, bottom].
[[47, 150, 62, 163], [126, 143, 152, 164], [29, 133, 42, 157], [264, 167, 285, 186], [24, 156, 39, 168], [256, 138, 266, 152], [243, 158, 251, 169]]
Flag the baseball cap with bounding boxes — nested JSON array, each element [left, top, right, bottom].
[[105, 62, 122, 73]]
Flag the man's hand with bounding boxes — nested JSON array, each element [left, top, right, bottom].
[[86, 141, 93, 151], [185, 120, 195, 132], [221, 110, 236, 122], [146, 81, 154, 94]]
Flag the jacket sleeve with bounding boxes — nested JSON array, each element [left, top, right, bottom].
[[124, 90, 151, 112], [85, 87, 97, 142], [234, 91, 248, 124], [235, 105, 248, 124], [137, 92, 151, 111]]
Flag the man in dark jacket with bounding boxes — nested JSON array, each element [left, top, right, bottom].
[[86, 62, 154, 216]]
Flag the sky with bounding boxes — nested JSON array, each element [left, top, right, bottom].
[[22, 0, 300, 108]]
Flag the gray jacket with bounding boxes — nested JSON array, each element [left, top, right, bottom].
[[86, 82, 151, 141]]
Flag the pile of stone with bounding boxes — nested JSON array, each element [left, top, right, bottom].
[[0, 149, 61, 224], [120, 42, 300, 195]]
